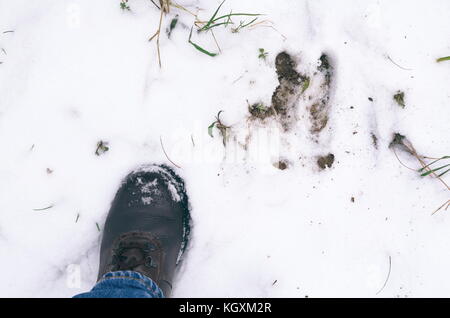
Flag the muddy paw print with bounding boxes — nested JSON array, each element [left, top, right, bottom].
[[225, 51, 336, 172]]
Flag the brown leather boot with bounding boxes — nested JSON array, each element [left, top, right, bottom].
[[97, 164, 191, 297]]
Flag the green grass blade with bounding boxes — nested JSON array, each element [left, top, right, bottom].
[[418, 156, 450, 172], [201, 21, 234, 31], [420, 163, 450, 177], [188, 27, 217, 57], [211, 13, 261, 23], [437, 56, 450, 63], [438, 168, 450, 178], [239, 17, 258, 29], [201, 0, 227, 31], [189, 40, 218, 57], [208, 122, 216, 137]]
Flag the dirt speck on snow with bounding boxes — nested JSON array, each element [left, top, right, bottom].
[[274, 159, 290, 170], [393, 91, 406, 108], [371, 133, 379, 149], [317, 153, 335, 170]]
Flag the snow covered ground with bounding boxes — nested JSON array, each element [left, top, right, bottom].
[[0, 0, 449, 297]]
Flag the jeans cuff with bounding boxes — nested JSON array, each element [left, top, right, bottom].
[[99, 270, 164, 298]]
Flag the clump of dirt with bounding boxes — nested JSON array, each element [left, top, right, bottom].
[[273, 159, 290, 170], [393, 91, 405, 108], [317, 153, 335, 170], [389, 132, 414, 155], [309, 54, 333, 134], [248, 102, 274, 120], [271, 52, 309, 130], [389, 132, 406, 148], [318, 54, 332, 84], [371, 133, 379, 149], [95, 140, 109, 156], [275, 52, 301, 83]]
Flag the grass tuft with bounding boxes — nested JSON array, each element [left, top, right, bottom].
[[208, 111, 230, 146], [390, 133, 449, 215]]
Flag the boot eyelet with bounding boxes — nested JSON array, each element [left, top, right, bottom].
[[145, 256, 157, 268]]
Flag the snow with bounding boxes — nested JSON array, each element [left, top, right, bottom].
[[0, 0, 449, 297]]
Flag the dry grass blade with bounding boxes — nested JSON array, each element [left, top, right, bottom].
[[155, 9, 164, 67], [150, 0, 161, 10], [393, 147, 416, 172], [386, 55, 413, 71], [160, 0, 170, 13], [148, 0, 199, 67], [148, 7, 165, 68], [160, 136, 182, 168], [376, 256, 392, 295], [33, 204, 54, 211], [432, 199, 450, 215], [171, 1, 197, 16]]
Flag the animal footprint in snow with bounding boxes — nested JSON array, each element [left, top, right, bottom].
[[218, 51, 335, 172], [248, 51, 334, 141], [244, 51, 336, 170]]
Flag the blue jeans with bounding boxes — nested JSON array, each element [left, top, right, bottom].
[[73, 271, 164, 298]]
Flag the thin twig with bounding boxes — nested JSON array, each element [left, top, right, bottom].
[[159, 0, 170, 13], [393, 147, 416, 171], [33, 204, 54, 211], [432, 199, 450, 215], [211, 29, 222, 53], [421, 155, 443, 160], [249, 20, 287, 40], [232, 75, 244, 84], [156, 8, 164, 68], [171, 1, 197, 16], [150, 0, 161, 10], [149, 30, 159, 42], [160, 136, 181, 168], [376, 255, 392, 295], [386, 55, 413, 71]]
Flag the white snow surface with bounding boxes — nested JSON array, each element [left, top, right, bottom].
[[0, 0, 449, 297]]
